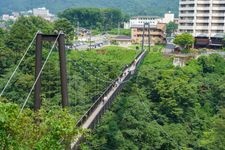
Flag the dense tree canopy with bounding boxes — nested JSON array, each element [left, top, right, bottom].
[[81, 51, 225, 150], [0, 0, 179, 17], [166, 21, 178, 36], [5, 16, 53, 52], [54, 18, 75, 43], [0, 100, 79, 149], [58, 8, 127, 30], [173, 33, 194, 49]]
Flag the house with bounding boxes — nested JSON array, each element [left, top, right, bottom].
[[195, 34, 210, 48], [209, 33, 225, 48], [112, 35, 131, 46]]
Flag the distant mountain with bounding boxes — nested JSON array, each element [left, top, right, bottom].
[[0, 0, 179, 17]]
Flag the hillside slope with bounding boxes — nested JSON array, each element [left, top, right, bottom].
[[0, 0, 179, 16]]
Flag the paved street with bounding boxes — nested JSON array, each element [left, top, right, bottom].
[[164, 37, 175, 54]]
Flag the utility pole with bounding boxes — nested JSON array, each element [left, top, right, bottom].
[[148, 23, 151, 51], [117, 22, 120, 35], [142, 24, 145, 51], [141, 23, 151, 51], [77, 21, 80, 33], [89, 27, 92, 50]]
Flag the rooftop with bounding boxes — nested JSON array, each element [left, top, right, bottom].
[[212, 33, 225, 38], [131, 16, 160, 19], [114, 35, 131, 40]]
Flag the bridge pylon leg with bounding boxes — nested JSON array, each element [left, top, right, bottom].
[[34, 33, 43, 111], [58, 34, 69, 107]]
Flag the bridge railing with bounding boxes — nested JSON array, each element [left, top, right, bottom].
[[76, 50, 147, 127], [76, 78, 117, 127]]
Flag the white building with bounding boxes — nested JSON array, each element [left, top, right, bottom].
[[124, 12, 175, 29], [163, 11, 175, 23], [124, 22, 130, 29], [124, 16, 163, 29], [2, 14, 17, 21], [33, 7, 55, 21], [33, 7, 49, 17], [130, 16, 163, 28], [179, 0, 225, 38]]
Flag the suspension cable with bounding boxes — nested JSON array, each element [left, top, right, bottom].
[[76, 48, 141, 82], [0, 31, 39, 97], [73, 62, 112, 84], [18, 32, 61, 116], [77, 53, 114, 81]]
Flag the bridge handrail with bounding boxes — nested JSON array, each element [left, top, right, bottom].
[[76, 78, 116, 126], [76, 50, 147, 127]]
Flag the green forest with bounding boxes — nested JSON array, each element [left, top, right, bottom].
[[0, 16, 225, 149], [81, 53, 225, 149], [0, 0, 179, 16], [0, 16, 139, 149], [58, 8, 127, 30]]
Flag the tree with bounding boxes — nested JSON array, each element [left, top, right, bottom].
[[166, 21, 178, 36], [54, 18, 75, 44], [199, 108, 225, 150], [0, 28, 5, 48], [173, 33, 194, 49], [0, 100, 80, 149], [0, 29, 15, 75], [5, 16, 53, 52], [58, 8, 127, 31]]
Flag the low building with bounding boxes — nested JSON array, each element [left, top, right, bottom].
[[195, 34, 210, 48], [209, 33, 225, 48], [2, 14, 17, 21], [131, 23, 166, 45], [112, 35, 132, 46], [195, 33, 225, 49]]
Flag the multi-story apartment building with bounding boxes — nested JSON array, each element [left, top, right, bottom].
[[179, 0, 225, 38], [131, 23, 166, 45]]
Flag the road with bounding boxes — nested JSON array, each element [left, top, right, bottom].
[[163, 37, 175, 54], [74, 34, 110, 50], [164, 43, 175, 54]]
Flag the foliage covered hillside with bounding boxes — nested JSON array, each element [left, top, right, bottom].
[[82, 52, 225, 149], [0, 16, 139, 148], [0, 0, 179, 16]]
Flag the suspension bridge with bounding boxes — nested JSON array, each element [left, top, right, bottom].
[[0, 23, 150, 149]]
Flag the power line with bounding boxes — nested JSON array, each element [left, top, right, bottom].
[[73, 62, 112, 84], [76, 49, 141, 82], [76, 53, 115, 82], [0, 31, 39, 97]]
